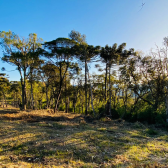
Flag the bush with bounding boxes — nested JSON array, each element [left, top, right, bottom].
[[68, 107, 73, 112], [146, 128, 158, 136], [59, 105, 65, 111], [98, 106, 105, 114], [137, 106, 154, 124], [42, 101, 47, 109], [111, 108, 120, 119], [121, 103, 166, 125], [97, 105, 120, 119]]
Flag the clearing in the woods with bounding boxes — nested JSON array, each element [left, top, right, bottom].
[[0, 107, 168, 168]]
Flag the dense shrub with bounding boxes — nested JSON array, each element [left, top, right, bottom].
[[97, 103, 166, 125], [59, 105, 65, 111]]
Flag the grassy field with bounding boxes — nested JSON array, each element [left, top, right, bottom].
[[0, 107, 168, 168]]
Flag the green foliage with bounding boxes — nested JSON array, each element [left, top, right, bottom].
[[98, 106, 105, 114], [68, 107, 73, 112], [146, 128, 158, 136], [59, 105, 65, 111], [111, 108, 120, 119]]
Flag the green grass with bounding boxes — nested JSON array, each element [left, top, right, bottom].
[[0, 108, 167, 167]]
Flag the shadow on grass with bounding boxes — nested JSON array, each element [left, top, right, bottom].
[[0, 108, 19, 114], [0, 111, 95, 124], [0, 109, 168, 167]]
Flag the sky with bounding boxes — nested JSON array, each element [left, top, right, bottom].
[[0, 0, 168, 81]]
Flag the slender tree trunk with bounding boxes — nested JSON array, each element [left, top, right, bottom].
[[87, 67, 95, 117], [113, 89, 117, 109], [21, 84, 24, 110], [54, 62, 68, 112], [23, 69, 27, 110], [166, 94, 168, 123], [45, 84, 49, 109], [105, 63, 107, 101], [73, 100, 76, 113], [30, 82, 34, 109], [30, 71, 34, 110], [73, 83, 78, 114], [18, 67, 25, 110], [3, 94, 7, 108], [48, 87, 54, 109], [90, 83, 95, 117], [109, 66, 112, 116], [87, 90, 90, 111], [79, 90, 83, 114], [38, 100, 42, 109], [2, 97, 4, 108], [67, 97, 69, 113], [65, 75, 68, 113], [54, 63, 62, 112], [85, 58, 88, 115], [117, 89, 120, 106], [54, 87, 62, 112], [121, 88, 127, 119], [20, 72, 24, 110], [5, 96, 7, 107], [31, 44, 35, 110]]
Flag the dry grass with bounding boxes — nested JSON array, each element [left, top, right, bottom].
[[0, 107, 168, 167]]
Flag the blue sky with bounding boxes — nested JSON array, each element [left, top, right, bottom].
[[0, 0, 168, 81]]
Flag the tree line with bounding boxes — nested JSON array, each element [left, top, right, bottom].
[[0, 30, 168, 124]]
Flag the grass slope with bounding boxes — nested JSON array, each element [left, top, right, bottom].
[[0, 107, 168, 168]]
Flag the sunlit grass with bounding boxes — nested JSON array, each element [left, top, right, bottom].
[[0, 108, 168, 167]]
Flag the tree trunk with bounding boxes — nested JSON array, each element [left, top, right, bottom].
[[21, 84, 24, 110], [5, 95, 7, 107], [38, 100, 42, 109], [65, 75, 68, 113], [121, 88, 127, 119], [30, 81, 34, 109], [23, 68, 27, 110], [54, 89, 62, 112], [19, 67, 24, 110], [87, 67, 95, 117], [109, 66, 112, 116], [166, 94, 168, 123], [54, 63, 62, 112], [105, 63, 107, 101], [85, 58, 88, 115], [73, 100, 76, 113], [66, 97, 69, 113], [46, 84, 49, 109], [2, 98, 4, 108], [54, 62, 68, 112], [90, 84, 96, 117], [30, 71, 34, 110], [88, 92, 90, 111]]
